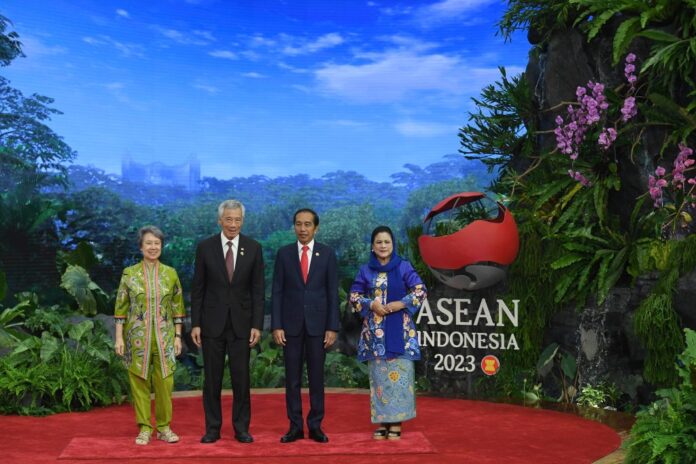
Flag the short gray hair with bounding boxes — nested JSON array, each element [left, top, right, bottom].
[[138, 225, 165, 247], [217, 199, 245, 218]]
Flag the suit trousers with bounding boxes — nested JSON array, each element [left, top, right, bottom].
[[202, 323, 251, 434], [284, 325, 326, 431]]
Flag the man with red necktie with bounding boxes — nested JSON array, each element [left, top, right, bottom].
[[271, 208, 340, 443]]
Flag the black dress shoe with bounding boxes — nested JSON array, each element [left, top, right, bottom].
[[280, 428, 304, 443], [235, 431, 254, 443], [200, 432, 220, 443], [309, 428, 329, 443]]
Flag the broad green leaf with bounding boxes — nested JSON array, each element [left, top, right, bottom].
[[40, 331, 60, 362], [60, 265, 97, 316], [68, 320, 94, 342], [560, 353, 577, 381], [537, 343, 559, 373], [64, 241, 99, 271], [637, 29, 679, 43]]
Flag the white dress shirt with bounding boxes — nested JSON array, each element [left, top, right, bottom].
[[220, 232, 239, 268], [297, 239, 315, 271]]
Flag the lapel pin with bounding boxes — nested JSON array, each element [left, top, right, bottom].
[[315, 252, 319, 256]]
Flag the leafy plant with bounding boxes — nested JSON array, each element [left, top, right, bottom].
[[537, 342, 578, 404], [250, 334, 285, 388], [324, 350, 369, 388], [459, 68, 535, 169], [576, 382, 619, 408], [0, 306, 128, 415], [60, 265, 110, 316], [624, 329, 696, 463]]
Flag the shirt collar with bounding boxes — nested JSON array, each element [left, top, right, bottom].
[[221, 232, 240, 249], [297, 239, 314, 253]]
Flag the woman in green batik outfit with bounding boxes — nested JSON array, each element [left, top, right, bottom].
[[114, 226, 186, 445]]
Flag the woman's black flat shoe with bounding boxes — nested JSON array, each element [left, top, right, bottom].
[[387, 430, 401, 440], [373, 428, 388, 440]]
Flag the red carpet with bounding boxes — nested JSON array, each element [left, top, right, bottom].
[[0, 391, 620, 464]]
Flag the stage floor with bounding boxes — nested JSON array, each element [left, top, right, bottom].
[[0, 389, 625, 464]]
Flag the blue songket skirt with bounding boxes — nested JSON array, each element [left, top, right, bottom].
[[368, 358, 416, 424]]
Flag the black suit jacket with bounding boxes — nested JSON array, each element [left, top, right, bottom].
[[191, 233, 264, 339], [270, 242, 340, 337]]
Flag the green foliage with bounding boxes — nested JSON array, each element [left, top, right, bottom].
[[324, 351, 369, 388], [537, 342, 578, 403], [56, 241, 99, 274], [0, 15, 23, 66], [624, 329, 696, 463], [249, 335, 285, 388], [0, 299, 28, 348], [60, 265, 110, 316], [0, 75, 76, 190], [634, 235, 696, 386], [572, 0, 695, 84], [319, 203, 375, 282], [0, 302, 128, 415], [497, 0, 577, 44], [400, 225, 436, 291], [576, 382, 620, 408], [458, 68, 535, 169]]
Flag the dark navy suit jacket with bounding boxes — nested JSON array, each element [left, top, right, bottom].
[[271, 242, 340, 337]]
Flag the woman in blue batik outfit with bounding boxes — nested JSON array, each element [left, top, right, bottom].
[[349, 225, 426, 440]]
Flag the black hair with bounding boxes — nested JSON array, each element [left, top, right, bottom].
[[371, 225, 394, 245], [293, 208, 319, 226]]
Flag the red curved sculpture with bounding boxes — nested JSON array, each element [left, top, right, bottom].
[[418, 192, 519, 290]]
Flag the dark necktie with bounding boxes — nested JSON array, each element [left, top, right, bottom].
[[225, 241, 235, 283], [300, 245, 309, 283]]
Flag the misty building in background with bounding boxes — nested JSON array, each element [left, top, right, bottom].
[[121, 155, 201, 191]]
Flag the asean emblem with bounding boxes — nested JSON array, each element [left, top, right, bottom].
[[418, 192, 519, 290], [480, 355, 500, 376]]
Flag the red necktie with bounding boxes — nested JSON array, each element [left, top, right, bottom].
[[225, 241, 235, 283], [300, 245, 309, 283]]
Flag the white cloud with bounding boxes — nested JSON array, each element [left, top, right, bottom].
[[82, 35, 144, 57], [394, 120, 457, 137], [241, 72, 266, 79], [104, 82, 125, 90], [282, 33, 345, 56], [249, 35, 276, 47], [314, 42, 523, 103], [417, 0, 497, 24], [315, 50, 460, 103], [379, 6, 414, 16], [20, 36, 67, 57], [152, 26, 210, 46], [208, 50, 237, 60], [317, 119, 369, 128], [193, 30, 216, 42], [116, 9, 129, 18], [278, 62, 310, 74], [193, 83, 220, 94]]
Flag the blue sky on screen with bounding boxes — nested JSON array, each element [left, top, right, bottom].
[[1, 0, 529, 180]]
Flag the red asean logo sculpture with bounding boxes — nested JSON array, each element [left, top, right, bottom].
[[418, 192, 519, 290]]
